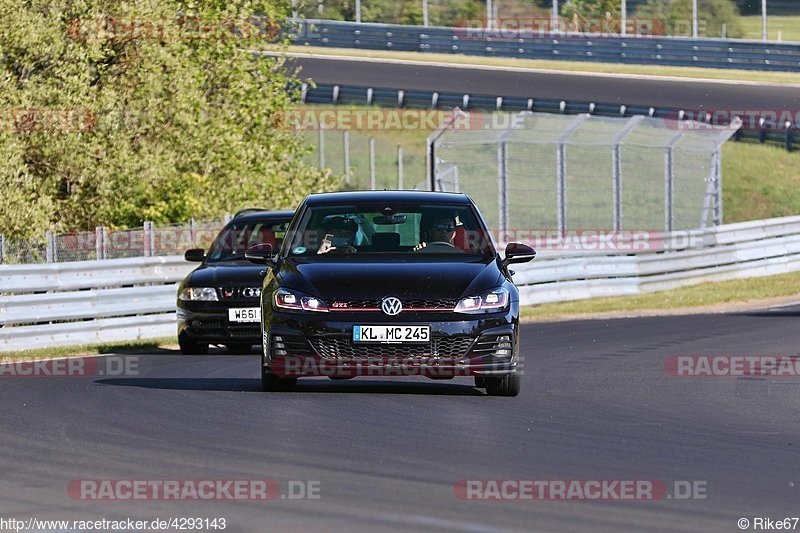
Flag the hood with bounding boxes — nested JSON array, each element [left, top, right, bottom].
[[277, 257, 503, 300], [186, 261, 266, 287]]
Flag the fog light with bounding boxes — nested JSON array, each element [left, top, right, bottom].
[[495, 335, 512, 357]]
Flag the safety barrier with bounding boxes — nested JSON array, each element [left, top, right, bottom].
[[286, 19, 800, 72], [3, 215, 800, 352]]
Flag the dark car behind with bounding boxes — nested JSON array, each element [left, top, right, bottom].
[[176, 209, 295, 355]]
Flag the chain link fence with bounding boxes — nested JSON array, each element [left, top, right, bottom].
[[1, 218, 226, 265], [300, 128, 428, 191], [431, 111, 738, 234]]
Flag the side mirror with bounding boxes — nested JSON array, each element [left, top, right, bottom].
[[503, 242, 536, 266], [184, 248, 205, 262], [245, 243, 276, 266]]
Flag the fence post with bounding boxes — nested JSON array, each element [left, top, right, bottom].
[[0, 234, 4, 264], [318, 128, 326, 169], [397, 144, 404, 189], [497, 141, 508, 236], [143, 221, 152, 257], [556, 115, 589, 234], [190, 218, 196, 247], [713, 150, 723, 226], [45, 230, 54, 263], [344, 131, 351, 184], [612, 116, 643, 232], [369, 137, 376, 190], [664, 131, 683, 233], [95, 226, 102, 259]]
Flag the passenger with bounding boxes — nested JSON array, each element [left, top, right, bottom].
[[317, 217, 358, 254]]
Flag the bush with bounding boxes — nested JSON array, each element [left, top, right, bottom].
[[0, 0, 334, 239]]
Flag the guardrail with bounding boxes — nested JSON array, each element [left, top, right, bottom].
[[511, 215, 800, 304], [0, 256, 193, 353], [3, 215, 800, 352], [287, 19, 800, 73], [300, 82, 796, 151]]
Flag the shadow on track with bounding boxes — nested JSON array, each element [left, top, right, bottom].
[[95, 377, 485, 395]]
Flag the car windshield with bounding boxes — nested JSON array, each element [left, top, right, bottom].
[[206, 219, 290, 262], [286, 203, 495, 257]]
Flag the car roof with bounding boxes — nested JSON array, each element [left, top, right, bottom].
[[232, 209, 295, 223], [303, 190, 471, 206]]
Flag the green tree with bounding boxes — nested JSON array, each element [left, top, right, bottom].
[[0, 0, 334, 239], [635, 0, 744, 38]]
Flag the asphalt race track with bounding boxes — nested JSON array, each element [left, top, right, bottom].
[[287, 55, 800, 111], [2, 308, 799, 531]]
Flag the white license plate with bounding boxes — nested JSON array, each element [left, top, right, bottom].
[[228, 308, 261, 323], [353, 325, 430, 343]]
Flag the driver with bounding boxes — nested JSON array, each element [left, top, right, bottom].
[[413, 215, 456, 251], [317, 216, 358, 254]]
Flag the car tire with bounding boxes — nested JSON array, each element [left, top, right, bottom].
[[226, 343, 253, 355], [178, 332, 209, 355], [261, 368, 297, 392], [484, 372, 521, 397]]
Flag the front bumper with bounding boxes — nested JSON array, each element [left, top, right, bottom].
[[177, 301, 262, 343], [263, 308, 520, 379]]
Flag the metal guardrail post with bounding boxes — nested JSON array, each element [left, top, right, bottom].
[[369, 137, 376, 190], [190, 218, 196, 247], [0, 234, 4, 264]]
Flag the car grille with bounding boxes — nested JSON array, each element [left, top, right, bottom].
[[329, 298, 458, 311], [308, 336, 475, 359], [217, 287, 262, 302], [188, 319, 261, 339]]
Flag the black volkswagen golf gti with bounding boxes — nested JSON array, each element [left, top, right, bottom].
[[246, 191, 535, 396]]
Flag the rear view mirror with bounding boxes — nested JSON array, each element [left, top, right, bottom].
[[245, 243, 276, 266], [503, 243, 536, 266], [184, 248, 205, 262], [372, 214, 407, 225]]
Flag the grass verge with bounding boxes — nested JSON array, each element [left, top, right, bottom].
[[285, 45, 800, 85], [521, 270, 800, 321], [0, 336, 178, 362], [741, 16, 800, 42]]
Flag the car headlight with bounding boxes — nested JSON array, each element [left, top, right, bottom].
[[454, 287, 509, 314], [273, 288, 329, 312], [178, 287, 219, 301]]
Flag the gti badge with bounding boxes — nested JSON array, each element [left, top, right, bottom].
[[381, 296, 402, 316]]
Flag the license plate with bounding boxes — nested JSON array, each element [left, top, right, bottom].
[[353, 325, 430, 343], [228, 308, 261, 323]]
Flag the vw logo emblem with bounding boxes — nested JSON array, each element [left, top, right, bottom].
[[381, 297, 403, 316]]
